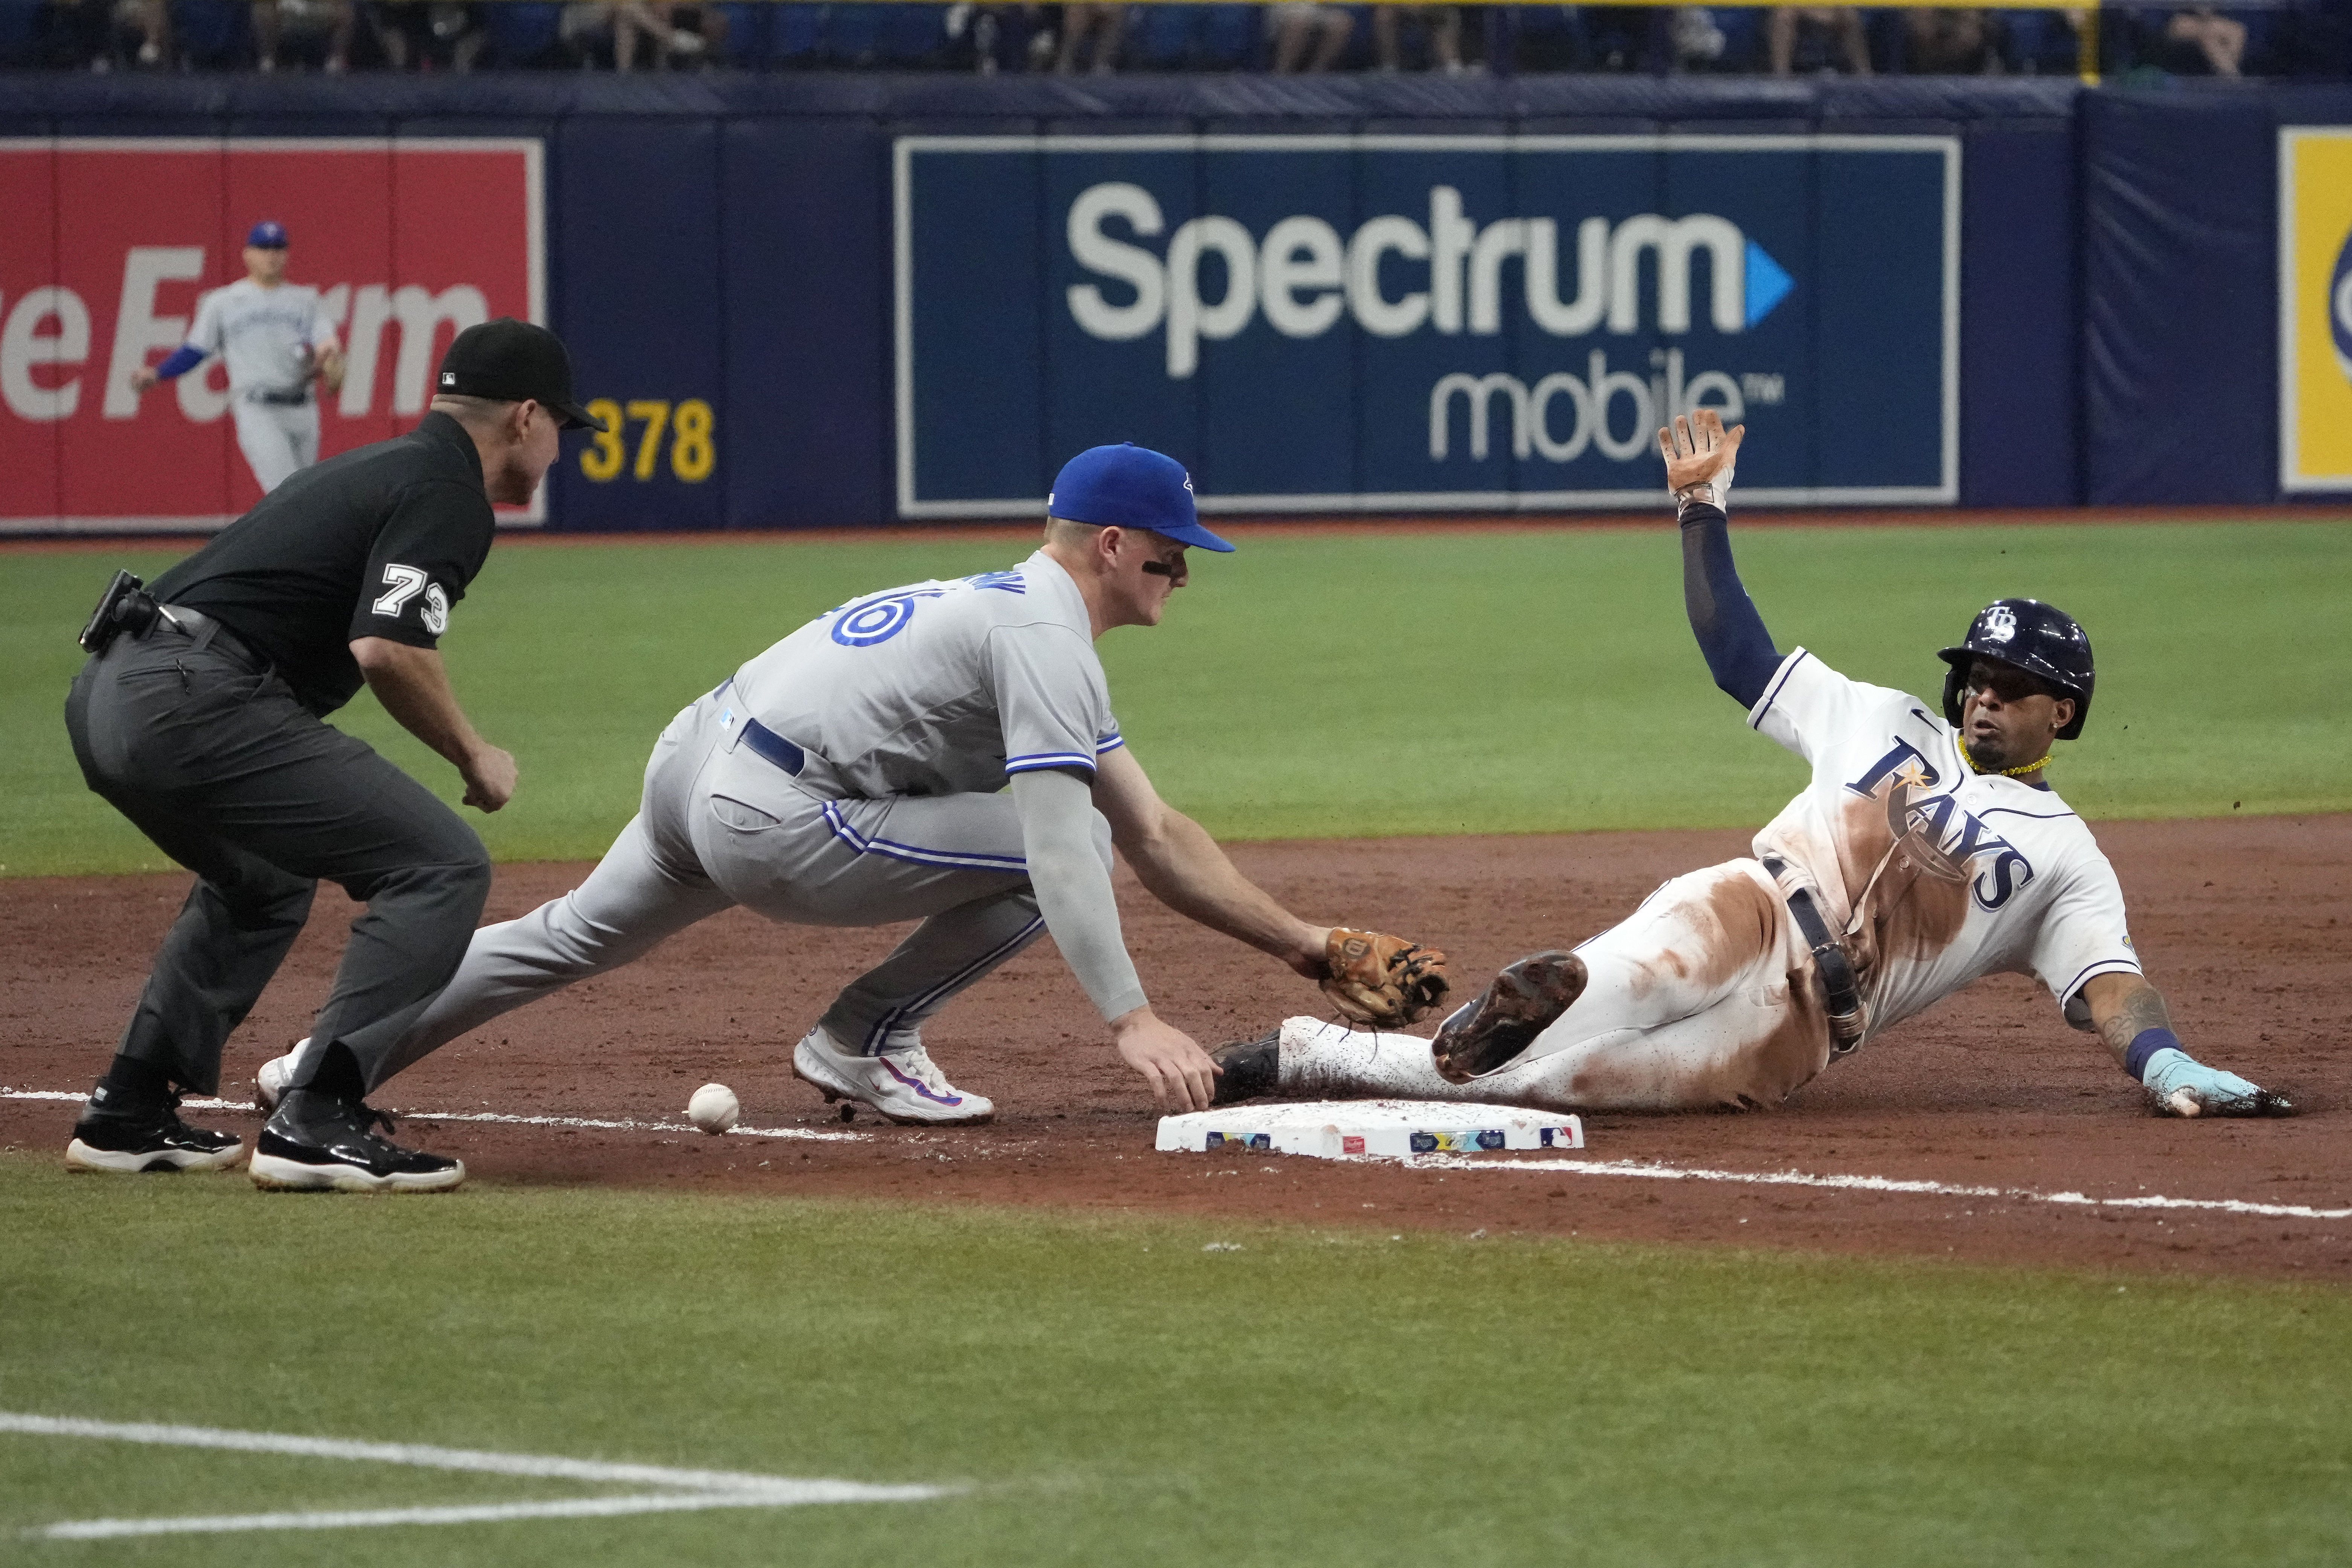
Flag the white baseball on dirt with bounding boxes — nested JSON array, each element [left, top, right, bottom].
[[687, 1082, 740, 1135]]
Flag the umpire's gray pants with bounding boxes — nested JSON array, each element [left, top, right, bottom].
[[64, 616, 491, 1096], [386, 688, 1104, 1080]]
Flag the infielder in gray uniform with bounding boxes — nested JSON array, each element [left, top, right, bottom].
[[131, 219, 345, 495], [272, 444, 1384, 1124]]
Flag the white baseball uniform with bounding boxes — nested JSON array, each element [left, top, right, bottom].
[[185, 278, 336, 492], [1269, 647, 2143, 1112], [379, 550, 1136, 1082]]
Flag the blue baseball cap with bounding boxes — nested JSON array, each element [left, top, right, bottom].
[[246, 220, 288, 249], [1048, 443, 1233, 552]]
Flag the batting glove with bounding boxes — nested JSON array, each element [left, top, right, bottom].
[[2140, 1048, 2291, 1117], [1659, 410, 1740, 518]]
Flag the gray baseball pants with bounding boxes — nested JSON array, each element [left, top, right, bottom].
[[64, 613, 492, 1096], [384, 688, 1098, 1080], [231, 397, 319, 492]]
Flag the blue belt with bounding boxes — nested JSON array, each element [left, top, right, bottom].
[[739, 716, 806, 776]]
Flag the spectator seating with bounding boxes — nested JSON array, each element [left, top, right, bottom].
[[169, 0, 249, 66], [714, 1, 762, 64], [0, 0, 45, 66], [1126, 0, 1196, 68], [3, 0, 2341, 79], [1196, 2, 1259, 66], [482, 2, 564, 67], [767, 1, 823, 64], [2000, 10, 2082, 73], [814, 2, 948, 66]]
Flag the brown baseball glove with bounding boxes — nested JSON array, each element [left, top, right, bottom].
[[1321, 928, 1452, 1028]]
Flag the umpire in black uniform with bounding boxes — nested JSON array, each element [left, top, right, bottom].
[[63, 318, 602, 1193]]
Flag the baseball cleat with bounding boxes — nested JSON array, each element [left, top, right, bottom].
[[65, 1091, 247, 1174], [254, 1041, 303, 1113], [249, 1090, 465, 1193], [1209, 1029, 1282, 1105], [1430, 951, 1587, 1083], [791, 1027, 993, 1126]]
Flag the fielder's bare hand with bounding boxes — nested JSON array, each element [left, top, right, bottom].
[[1658, 408, 1745, 503], [460, 743, 518, 813], [1113, 1007, 1221, 1112]]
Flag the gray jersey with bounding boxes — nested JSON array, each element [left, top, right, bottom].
[[187, 279, 334, 398], [730, 550, 1121, 798]]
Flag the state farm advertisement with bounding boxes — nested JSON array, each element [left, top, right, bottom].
[[0, 138, 543, 531]]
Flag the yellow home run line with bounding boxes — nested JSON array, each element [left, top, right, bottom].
[[0, 1413, 959, 1539]]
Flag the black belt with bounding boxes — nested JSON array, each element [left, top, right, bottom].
[[1761, 854, 1867, 1055], [739, 716, 806, 777], [156, 605, 264, 669], [244, 387, 312, 407]]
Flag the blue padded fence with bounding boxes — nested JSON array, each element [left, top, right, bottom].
[[2, 72, 2349, 527]]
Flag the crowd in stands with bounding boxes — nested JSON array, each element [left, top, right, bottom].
[[5, 0, 2347, 78]]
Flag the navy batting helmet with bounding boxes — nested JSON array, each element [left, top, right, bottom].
[[1936, 599, 2094, 741]]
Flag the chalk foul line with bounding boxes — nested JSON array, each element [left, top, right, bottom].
[[0, 1088, 865, 1143], [1397, 1153, 2352, 1221], [8, 1086, 2339, 1220], [0, 1413, 957, 1539]]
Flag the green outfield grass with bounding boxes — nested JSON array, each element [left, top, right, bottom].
[[5, 520, 2348, 876], [0, 1152, 2346, 1566]]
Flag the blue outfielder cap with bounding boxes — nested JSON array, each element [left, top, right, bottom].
[[246, 220, 288, 249], [1048, 443, 1234, 552]]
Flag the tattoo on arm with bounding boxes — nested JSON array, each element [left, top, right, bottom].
[[2096, 982, 2174, 1062]]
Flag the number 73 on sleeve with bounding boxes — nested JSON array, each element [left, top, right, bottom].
[[579, 398, 716, 483]]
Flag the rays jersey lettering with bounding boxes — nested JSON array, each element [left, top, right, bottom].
[[1745, 649, 2140, 1042], [1842, 737, 2034, 911]]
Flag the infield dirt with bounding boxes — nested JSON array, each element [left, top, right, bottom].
[[6, 816, 2346, 1283]]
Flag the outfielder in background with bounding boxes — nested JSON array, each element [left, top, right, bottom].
[[129, 220, 346, 495], [260, 443, 1447, 1128], [1213, 410, 2293, 1121]]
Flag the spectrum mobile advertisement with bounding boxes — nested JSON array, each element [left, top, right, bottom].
[[895, 135, 1958, 517], [0, 139, 542, 531]]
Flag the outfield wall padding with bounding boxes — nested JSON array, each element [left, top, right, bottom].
[[2, 74, 2347, 530]]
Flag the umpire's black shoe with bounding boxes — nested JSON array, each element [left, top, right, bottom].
[[1210, 1028, 1283, 1106], [250, 1089, 465, 1194], [66, 1087, 247, 1174], [1431, 952, 1587, 1084]]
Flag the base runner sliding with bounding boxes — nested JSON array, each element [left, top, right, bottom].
[[1211, 410, 2293, 1122]]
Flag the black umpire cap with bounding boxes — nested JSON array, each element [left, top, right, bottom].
[[435, 318, 605, 431]]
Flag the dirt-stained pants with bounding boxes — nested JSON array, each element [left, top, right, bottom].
[[1275, 859, 1833, 1112]]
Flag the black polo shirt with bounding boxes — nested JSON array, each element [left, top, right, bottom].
[[151, 412, 498, 716]]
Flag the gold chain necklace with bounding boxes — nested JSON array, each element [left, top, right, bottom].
[[1958, 736, 2049, 778]]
